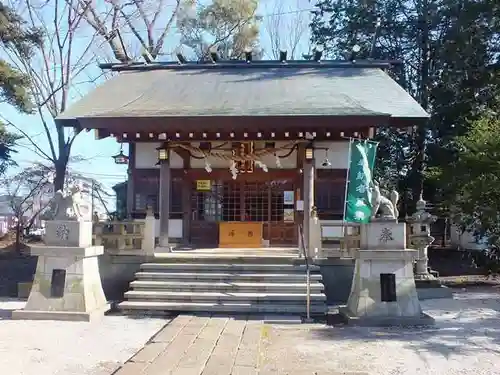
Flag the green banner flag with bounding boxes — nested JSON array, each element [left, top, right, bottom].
[[344, 139, 378, 223]]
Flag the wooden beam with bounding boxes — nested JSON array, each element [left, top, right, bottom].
[[76, 115, 394, 134]]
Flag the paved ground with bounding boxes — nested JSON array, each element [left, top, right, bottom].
[[2, 289, 500, 375], [116, 289, 500, 375]]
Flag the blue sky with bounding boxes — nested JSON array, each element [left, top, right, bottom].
[[3, 0, 313, 207]]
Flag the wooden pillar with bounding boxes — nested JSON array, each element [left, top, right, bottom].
[[182, 178, 191, 245], [126, 170, 134, 218], [178, 149, 192, 246], [302, 146, 315, 255], [158, 154, 171, 248], [302, 162, 312, 250], [295, 143, 305, 245], [126, 143, 135, 218]]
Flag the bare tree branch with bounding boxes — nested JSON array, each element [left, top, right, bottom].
[[2, 0, 105, 190], [71, 0, 181, 62], [0, 114, 54, 161], [152, 0, 180, 57], [263, 0, 310, 60]]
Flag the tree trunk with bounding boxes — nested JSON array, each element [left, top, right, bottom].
[[53, 157, 68, 192], [413, 0, 430, 205], [15, 221, 21, 253]]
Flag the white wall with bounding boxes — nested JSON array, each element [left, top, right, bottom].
[[314, 141, 350, 169], [135, 141, 350, 170], [153, 219, 182, 239], [134, 141, 297, 169], [135, 143, 184, 169]]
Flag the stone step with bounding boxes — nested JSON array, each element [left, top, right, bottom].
[[135, 272, 323, 282], [140, 263, 320, 272], [152, 254, 305, 265], [124, 290, 327, 303], [118, 300, 328, 314], [130, 280, 324, 293]]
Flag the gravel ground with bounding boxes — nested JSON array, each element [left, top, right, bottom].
[[260, 288, 500, 375], [0, 299, 168, 375]]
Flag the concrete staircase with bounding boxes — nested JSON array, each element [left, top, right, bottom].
[[118, 253, 327, 316]]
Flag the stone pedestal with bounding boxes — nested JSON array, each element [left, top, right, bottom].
[[13, 220, 109, 321], [414, 244, 432, 277], [407, 198, 453, 300], [340, 222, 435, 326], [310, 216, 322, 258]]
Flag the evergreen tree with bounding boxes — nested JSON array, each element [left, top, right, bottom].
[[428, 104, 500, 249], [310, 0, 500, 212], [0, 2, 42, 173], [0, 2, 42, 112]]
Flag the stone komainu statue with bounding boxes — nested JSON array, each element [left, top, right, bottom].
[[370, 181, 399, 221], [51, 185, 85, 221]]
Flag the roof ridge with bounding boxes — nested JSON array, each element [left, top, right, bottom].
[[99, 59, 402, 72]]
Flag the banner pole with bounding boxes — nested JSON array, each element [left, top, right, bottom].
[[342, 138, 353, 244]]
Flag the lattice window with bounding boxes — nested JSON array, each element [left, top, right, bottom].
[[192, 180, 295, 223], [134, 176, 182, 218], [191, 181, 222, 222], [269, 180, 294, 222], [222, 182, 241, 221], [243, 182, 268, 222]]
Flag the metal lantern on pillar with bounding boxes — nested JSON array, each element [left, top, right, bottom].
[[305, 143, 314, 160], [156, 143, 169, 161], [112, 144, 129, 165]]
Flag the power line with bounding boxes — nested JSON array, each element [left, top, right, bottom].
[[13, 161, 127, 179]]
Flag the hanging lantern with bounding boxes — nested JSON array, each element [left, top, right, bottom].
[[156, 143, 169, 161], [305, 143, 314, 160], [112, 145, 129, 165]]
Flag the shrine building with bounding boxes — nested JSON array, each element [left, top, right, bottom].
[[56, 56, 428, 250]]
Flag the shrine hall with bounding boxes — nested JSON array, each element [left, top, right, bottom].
[[56, 56, 428, 250]]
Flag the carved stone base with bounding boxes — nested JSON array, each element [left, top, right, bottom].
[[415, 278, 453, 300], [341, 248, 435, 327], [12, 245, 108, 322], [339, 306, 435, 327], [360, 222, 406, 250], [44, 220, 93, 248]]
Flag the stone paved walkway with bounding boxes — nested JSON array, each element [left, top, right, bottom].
[[114, 315, 266, 375], [113, 315, 366, 375], [113, 290, 500, 375]]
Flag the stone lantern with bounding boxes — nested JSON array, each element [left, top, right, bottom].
[[406, 197, 437, 280]]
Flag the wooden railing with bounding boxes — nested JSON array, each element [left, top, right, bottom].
[[319, 222, 417, 258], [93, 221, 145, 251], [318, 222, 361, 258]]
